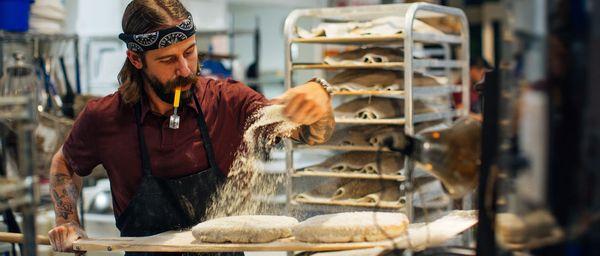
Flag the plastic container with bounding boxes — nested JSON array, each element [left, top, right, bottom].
[[0, 0, 32, 32]]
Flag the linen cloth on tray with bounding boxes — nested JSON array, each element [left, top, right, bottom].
[[295, 179, 348, 201], [331, 180, 399, 200], [296, 16, 444, 39], [356, 185, 403, 204], [325, 122, 443, 148], [325, 125, 379, 147], [328, 69, 442, 92], [303, 151, 403, 174], [323, 47, 403, 65], [295, 179, 404, 207], [334, 97, 431, 120]]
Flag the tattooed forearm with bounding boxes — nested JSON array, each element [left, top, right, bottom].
[[50, 150, 82, 225]]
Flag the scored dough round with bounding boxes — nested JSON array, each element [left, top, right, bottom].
[[192, 215, 299, 243], [293, 212, 409, 243]]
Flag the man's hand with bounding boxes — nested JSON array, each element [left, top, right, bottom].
[[273, 82, 332, 125], [48, 222, 87, 253]]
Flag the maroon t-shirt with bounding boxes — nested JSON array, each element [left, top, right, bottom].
[[62, 77, 267, 216]]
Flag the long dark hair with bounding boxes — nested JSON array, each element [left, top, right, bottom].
[[117, 0, 191, 104]]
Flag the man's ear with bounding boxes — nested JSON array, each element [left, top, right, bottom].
[[127, 50, 144, 69]]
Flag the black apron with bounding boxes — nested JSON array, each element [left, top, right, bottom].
[[115, 93, 243, 256]]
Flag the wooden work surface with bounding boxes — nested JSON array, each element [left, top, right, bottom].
[[73, 210, 476, 253]]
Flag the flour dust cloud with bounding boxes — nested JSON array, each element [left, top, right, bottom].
[[204, 104, 300, 219]]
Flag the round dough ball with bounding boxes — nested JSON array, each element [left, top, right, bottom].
[[293, 212, 409, 243], [192, 215, 299, 243]]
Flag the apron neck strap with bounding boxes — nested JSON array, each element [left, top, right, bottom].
[[191, 91, 222, 177], [134, 102, 153, 176]]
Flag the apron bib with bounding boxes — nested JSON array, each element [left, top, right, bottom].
[[115, 92, 242, 256]]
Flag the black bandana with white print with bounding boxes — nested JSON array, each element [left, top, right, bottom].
[[119, 15, 196, 52]]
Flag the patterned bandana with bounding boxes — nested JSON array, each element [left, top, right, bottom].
[[118, 15, 196, 52]]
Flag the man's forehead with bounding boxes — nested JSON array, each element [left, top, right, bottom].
[[148, 36, 197, 56]]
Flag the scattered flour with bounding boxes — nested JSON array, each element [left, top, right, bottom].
[[204, 104, 300, 219]]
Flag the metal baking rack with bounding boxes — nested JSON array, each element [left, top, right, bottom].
[[283, 3, 470, 220]]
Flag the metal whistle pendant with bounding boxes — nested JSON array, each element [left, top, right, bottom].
[[169, 86, 182, 129], [169, 107, 180, 129]]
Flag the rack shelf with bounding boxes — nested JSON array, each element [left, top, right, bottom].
[[292, 62, 404, 70], [288, 203, 404, 214], [292, 170, 406, 181], [292, 59, 463, 70], [332, 90, 405, 96], [329, 85, 462, 98], [335, 117, 406, 125], [291, 33, 462, 45], [413, 110, 458, 123], [292, 34, 405, 44], [0, 31, 78, 41], [293, 197, 405, 209], [335, 110, 456, 125], [294, 144, 392, 152], [414, 59, 465, 68]]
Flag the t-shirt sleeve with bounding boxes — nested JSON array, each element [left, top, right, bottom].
[[61, 103, 101, 176]]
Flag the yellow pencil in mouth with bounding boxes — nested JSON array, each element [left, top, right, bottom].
[[173, 86, 182, 107], [169, 86, 182, 129]]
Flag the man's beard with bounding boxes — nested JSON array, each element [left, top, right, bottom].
[[144, 72, 198, 104]]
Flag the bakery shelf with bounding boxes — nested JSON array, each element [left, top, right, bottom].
[[291, 34, 405, 44], [292, 59, 463, 70], [287, 202, 403, 214], [335, 117, 406, 125], [412, 110, 458, 123], [334, 111, 455, 125], [412, 32, 462, 44], [414, 84, 461, 95], [329, 85, 461, 97], [0, 31, 78, 41], [413, 59, 465, 68], [331, 90, 405, 97], [294, 144, 392, 152], [290, 33, 462, 45], [292, 62, 404, 70], [292, 197, 405, 209], [292, 170, 406, 181]]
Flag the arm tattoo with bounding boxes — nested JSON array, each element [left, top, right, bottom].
[[50, 173, 79, 223], [52, 189, 74, 220], [52, 173, 70, 185]]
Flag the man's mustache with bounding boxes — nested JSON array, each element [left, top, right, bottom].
[[161, 74, 198, 93]]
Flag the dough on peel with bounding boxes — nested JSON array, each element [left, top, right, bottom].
[[192, 215, 299, 243], [293, 212, 409, 243]]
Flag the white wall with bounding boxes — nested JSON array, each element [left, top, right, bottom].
[[182, 0, 228, 31], [63, 0, 325, 96], [66, 0, 231, 95], [229, 4, 295, 73], [67, 0, 230, 36], [228, 1, 326, 98]]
